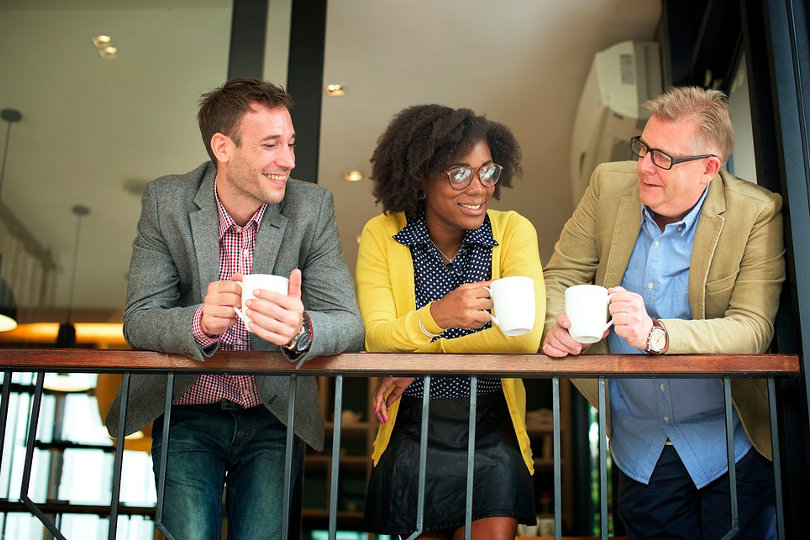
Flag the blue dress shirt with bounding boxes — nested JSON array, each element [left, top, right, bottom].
[[607, 187, 751, 488]]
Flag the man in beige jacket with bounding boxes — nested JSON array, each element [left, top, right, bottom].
[[543, 87, 784, 539]]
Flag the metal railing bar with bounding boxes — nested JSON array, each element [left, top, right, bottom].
[[406, 375, 431, 540], [768, 377, 785, 540], [463, 376, 478, 540], [19, 372, 65, 540], [155, 373, 175, 540], [328, 375, 343, 540], [108, 372, 130, 540], [552, 376, 561, 540], [598, 376, 608, 540], [720, 376, 739, 540], [0, 370, 10, 473], [282, 374, 298, 540]]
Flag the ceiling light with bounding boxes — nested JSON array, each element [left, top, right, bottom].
[[92, 35, 111, 48], [326, 84, 345, 96], [100, 46, 118, 59], [344, 170, 363, 182]]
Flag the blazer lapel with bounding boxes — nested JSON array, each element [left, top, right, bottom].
[[601, 187, 642, 287], [190, 170, 220, 298], [253, 203, 288, 274], [689, 174, 726, 319]]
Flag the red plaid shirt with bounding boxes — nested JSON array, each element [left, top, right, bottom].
[[175, 179, 267, 408]]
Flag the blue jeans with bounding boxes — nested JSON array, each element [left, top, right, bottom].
[[151, 402, 304, 540]]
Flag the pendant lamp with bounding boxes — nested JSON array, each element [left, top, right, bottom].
[[56, 204, 90, 347], [0, 108, 22, 332]]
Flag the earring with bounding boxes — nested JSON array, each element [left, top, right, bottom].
[[418, 189, 426, 200]]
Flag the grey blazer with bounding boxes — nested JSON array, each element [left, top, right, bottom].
[[105, 162, 365, 451]]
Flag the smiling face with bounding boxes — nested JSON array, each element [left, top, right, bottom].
[[212, 103, 296, 223], [636, 115, 720, 226], [423, 139, 495, 242]]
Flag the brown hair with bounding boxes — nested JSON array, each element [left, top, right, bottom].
[[197, 77, 293, 164], [644, 86, 734, 163]]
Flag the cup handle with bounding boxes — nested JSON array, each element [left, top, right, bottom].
[[233, 306, 251, 332], [604, 292, 615, 332], [483, 286, 498, 326]]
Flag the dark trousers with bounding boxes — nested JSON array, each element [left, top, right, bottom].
[[617, 445, 776, 540]]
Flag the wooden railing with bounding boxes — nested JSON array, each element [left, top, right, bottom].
[[0, 349, 801, 540]]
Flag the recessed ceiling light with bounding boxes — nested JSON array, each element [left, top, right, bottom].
[[93, 34, 112, 48], [326, 84, 345, 96], [100, 46, 118, 59], [344, 170, 363, 182]]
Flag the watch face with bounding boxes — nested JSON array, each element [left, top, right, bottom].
[[649, 329, 666, 352], [296, 327, 311, 352]]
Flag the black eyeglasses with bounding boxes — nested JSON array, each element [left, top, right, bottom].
[[630, 136, 717, 170], [441, 163, 503, 190]]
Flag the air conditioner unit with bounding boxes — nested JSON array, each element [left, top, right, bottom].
[[570, 41, 662, 204]]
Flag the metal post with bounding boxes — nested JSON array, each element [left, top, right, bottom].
[[720, 377, 738, 540], [406, 376, 431, 540], [19, 372, 66, 540], [768, 378, 785, 540], [282, 374, 298, 540], [598, 377, 608, 540], [463, 376, 478, 540], [108, 373, 131, 540], [155, 373, 176, 540], [553, 377, 562, 540], [328, 375, 343, 540]]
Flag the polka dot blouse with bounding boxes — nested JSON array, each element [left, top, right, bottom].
[[393, 212, 502, 399]]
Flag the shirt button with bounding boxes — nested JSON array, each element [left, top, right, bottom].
[[678, 226, 684, 232], [243, 249, 250, 257], [653, 241, 659, 247], [648, 282, 654, 290], [659, 384, 665, 392], [663, 416, 670, 423]]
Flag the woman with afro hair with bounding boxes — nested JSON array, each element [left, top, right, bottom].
[[356, 104, 546, 538]]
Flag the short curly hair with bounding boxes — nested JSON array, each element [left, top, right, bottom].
[[370, 104, 522, 217]]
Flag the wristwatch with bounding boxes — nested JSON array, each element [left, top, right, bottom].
[[284, 312, 312, 355], [646, 319, 668, 354]]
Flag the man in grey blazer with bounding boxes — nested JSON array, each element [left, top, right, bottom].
[[106, 78, 364, 539]]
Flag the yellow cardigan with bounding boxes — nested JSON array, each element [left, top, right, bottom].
[[356, 209, 546, 472]]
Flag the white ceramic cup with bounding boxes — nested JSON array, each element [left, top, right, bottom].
[[487, 276, 535, 336], [565, 284, 614, 344], [234, 274, 289, 330]]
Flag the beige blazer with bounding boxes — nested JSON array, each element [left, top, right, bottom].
[[543, 161, 785, 459]]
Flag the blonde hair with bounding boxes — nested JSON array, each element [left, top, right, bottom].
[[644, 86, 734, 163]]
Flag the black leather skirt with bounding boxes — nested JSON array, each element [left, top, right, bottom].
[[363, 390, 536, 535]]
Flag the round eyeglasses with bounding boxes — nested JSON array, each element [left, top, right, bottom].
[[630, 136, 717, 170], [441, 163, 503, 190]]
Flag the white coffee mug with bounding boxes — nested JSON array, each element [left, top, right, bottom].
[[565, 284, 614, 344], [234, 273, 289, 330], [487, 276, 535, 336]]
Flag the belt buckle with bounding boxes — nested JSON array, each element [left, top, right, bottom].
[[220, 400, 240, 411]]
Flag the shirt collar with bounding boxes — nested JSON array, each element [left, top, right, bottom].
[[214, 176, 267, 239], [641, 183, 710, 236], [393, 211, 498, 248]]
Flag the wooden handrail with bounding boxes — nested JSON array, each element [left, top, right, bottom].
[[0, 349, 800, 377]]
